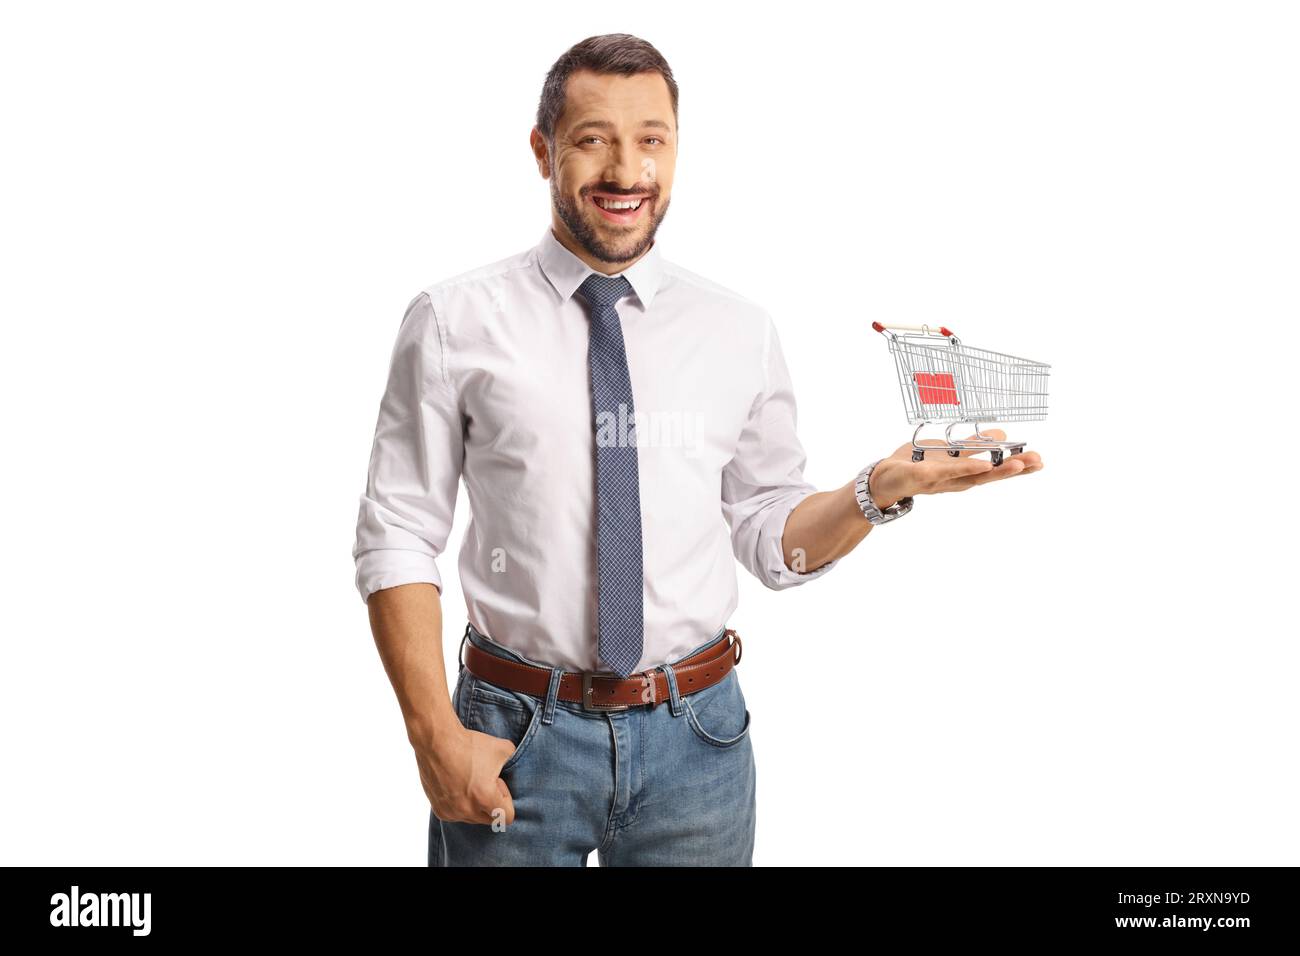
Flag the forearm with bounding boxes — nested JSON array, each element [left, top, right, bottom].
[[366, 582, 459, 750], [781, 469, 901, 572]]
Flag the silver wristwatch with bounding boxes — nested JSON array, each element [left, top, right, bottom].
[[854, 459, 914, 525]]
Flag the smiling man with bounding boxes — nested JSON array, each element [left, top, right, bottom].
[[353, 33, 1043, 867]]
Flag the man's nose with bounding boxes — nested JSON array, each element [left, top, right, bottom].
[[602, 147, 652, 192]]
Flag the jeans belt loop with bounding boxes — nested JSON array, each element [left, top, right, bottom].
[[542, 666, 564, 725], [661, 661, 685, 717]]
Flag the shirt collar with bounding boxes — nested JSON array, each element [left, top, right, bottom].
[[537, 226, 664, 311]]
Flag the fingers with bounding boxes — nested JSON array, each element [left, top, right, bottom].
[[912, 430, 1009, 461], [464, 774, 515, 827], [469, 740, 517, 827], [1012, 451, 1044, 475], [954, 429, 1006, 456], [909, 443, 1044, 496], [937, 429, 1010, 459], [940, 450, 1043, 491], [493, 779, 516, 827], [439, 731, 523, 827], [921, 429, 1007, 446], [913, 456, 996, 488], [1003, 450, 1041, 471]]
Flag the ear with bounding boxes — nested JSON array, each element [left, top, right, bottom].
[[529, 128, 551, 179]]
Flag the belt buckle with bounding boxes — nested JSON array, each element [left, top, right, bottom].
[[582, 671, 632, 712]]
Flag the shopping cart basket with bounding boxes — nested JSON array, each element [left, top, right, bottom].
[[872, 322, 1050, 466]]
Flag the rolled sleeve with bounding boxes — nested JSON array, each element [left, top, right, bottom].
[[352, 291, 463, 604], [721, 313, 839, 590]]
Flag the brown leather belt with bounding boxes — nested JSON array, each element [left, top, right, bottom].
[[462, 628, 743, 711]]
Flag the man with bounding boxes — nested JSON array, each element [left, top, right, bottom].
[[353, 33, 1043, 867]]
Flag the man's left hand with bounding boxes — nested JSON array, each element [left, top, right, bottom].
[[869, 428, 1044, 508]]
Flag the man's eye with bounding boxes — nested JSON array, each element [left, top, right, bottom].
[[645, 137, 663, 146]]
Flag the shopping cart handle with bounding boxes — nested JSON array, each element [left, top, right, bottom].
[[872, 321, 956, 338]]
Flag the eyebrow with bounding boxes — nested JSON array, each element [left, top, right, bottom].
[[571, 119, 672, 134]]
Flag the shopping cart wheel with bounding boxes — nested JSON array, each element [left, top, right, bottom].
[[947, 449, 960, 457], [1010, 444, 1024, 456], [990, 449, 1005, 466], [912, 449, 925, 462]]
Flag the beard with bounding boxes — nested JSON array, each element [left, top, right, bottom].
[[551, 178, 671, 265]]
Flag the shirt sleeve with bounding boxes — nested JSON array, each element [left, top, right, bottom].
[[721, 312, 840, 590], [352, 291, 463, 604]]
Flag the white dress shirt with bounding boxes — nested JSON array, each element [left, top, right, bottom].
[[353, 226, 839, 672]]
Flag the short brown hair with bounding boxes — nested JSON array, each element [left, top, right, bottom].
[[535, 34, 679, 155]]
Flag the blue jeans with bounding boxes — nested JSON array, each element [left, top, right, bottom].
[[428, 623, 757, 866]]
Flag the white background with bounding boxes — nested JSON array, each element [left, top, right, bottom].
[[2, 1, 1296, 866]]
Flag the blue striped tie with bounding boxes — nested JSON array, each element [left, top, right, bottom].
[[576, 273, 644, 677]]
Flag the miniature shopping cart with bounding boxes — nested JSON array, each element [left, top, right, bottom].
[[872, 322, 1050, 466]]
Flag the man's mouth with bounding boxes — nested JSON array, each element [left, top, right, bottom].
[[589, 192, 651, 225]]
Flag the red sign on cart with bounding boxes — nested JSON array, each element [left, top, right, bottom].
[[914, 371, 959, 405]]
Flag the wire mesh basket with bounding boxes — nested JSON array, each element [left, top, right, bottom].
[[872, 322, 1050, 466]]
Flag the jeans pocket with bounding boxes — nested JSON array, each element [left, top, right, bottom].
[[463, 674, 544, 773], [682, 669, 752, 749]]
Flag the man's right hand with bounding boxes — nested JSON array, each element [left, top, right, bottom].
[[365, 583, 520, 828], [413, 724, 517, 827]]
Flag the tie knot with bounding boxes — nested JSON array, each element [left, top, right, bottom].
[[576, 273, 634, 309]]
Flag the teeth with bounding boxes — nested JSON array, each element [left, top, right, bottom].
[[595, 197, 643, 211]]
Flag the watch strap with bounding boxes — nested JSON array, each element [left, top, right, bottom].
[[855, 459, 914, 525]]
